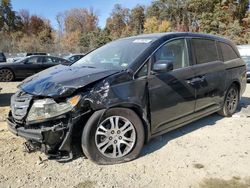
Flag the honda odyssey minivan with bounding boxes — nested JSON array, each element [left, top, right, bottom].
[[7, 33, 247, 164]]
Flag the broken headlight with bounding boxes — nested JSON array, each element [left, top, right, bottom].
[[26, 95, 81, 122]]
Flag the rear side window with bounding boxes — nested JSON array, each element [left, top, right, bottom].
[[192, 39, 219, 64], [220, 42, 239, 61]]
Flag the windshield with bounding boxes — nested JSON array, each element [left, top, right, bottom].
[[72, 38, 154, 70]]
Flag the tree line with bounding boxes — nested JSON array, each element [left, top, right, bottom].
[[0, 0, 249, 53]]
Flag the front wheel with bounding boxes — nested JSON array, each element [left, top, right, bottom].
[[218, 84, 239, 117], [81, 108, 145, 165]]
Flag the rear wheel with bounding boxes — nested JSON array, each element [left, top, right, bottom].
[[81, 108, 145, 165], [0, 69, 14, 82], [218, 84, 239, 117]]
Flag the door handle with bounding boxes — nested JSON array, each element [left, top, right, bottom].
[[186, 76, 205, 85]]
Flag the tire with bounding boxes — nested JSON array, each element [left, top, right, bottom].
[[81, 108, 145, 165], [218, 84, 239, 117], [0, 69, 14, 82]]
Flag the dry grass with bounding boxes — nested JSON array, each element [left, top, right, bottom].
[[200, 178, 250, 188]]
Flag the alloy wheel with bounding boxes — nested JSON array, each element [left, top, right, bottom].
[[95, 116, 136, 159], [0, 69, 14, 81], [226, 87, 238, 114]]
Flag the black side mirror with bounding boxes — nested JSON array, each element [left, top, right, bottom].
[[153, 60, 173, 73]]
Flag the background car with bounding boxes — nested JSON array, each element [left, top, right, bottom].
[[0, 52, 6, 63], [238, 45, 250, 82], [64, 54, 85, 63], [10, 52, 48, 63], [0, 55, 70, 81]]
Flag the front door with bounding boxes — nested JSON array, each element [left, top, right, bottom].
[[15, 56, 44, 78], [148, 38, 196, 134]]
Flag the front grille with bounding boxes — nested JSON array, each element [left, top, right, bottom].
[[11, 90, 33, 121]]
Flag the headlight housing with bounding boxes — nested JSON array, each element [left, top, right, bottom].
[[26, 95, 81, 123]]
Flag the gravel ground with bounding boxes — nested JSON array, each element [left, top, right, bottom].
[[0, 82, 250, 188]]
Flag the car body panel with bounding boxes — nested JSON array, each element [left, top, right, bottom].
[[0, 55, 70, 80], [148, 67, 196, 133]]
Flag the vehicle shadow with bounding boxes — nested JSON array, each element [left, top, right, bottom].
[[141, 96, 250, 157], [0, 93, 13, 107], [239, 96, 250, 108], [141, 114, 223, 157]]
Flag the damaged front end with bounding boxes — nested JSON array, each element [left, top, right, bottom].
[[7, 63, 151, 163], [7, 90, 92, 162], [7, 65, 122, 161]]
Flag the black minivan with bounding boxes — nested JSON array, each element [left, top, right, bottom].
[[7, 33, 247, 164]]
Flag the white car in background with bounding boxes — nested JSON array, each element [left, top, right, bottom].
[[238, 45, 250, 82]]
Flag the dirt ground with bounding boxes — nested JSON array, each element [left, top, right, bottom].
[[0, 82, 250, 188]]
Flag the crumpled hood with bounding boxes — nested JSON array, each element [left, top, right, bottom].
[[19, 65, 119, 97]]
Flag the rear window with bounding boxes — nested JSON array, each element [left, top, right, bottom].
[[220, 42, 239, 61], [192, 39, 219, 64]]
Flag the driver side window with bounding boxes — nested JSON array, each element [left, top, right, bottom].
[[154, 39, 189, 70]]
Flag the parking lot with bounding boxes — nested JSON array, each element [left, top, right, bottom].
[[0, 82, 250, 188]]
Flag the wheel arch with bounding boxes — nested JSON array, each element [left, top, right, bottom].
[[227, 80, 241, 98], [105, 104, 151, 143], [90, 104, 150, 144], [231, 81, 240, 93]]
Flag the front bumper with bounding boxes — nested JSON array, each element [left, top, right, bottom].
[[7, 111, 91, 161], [7, 117, 67, 145], [7, 118, 44, 142]]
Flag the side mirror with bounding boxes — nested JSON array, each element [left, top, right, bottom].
[[153, 60, 173, 73]]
